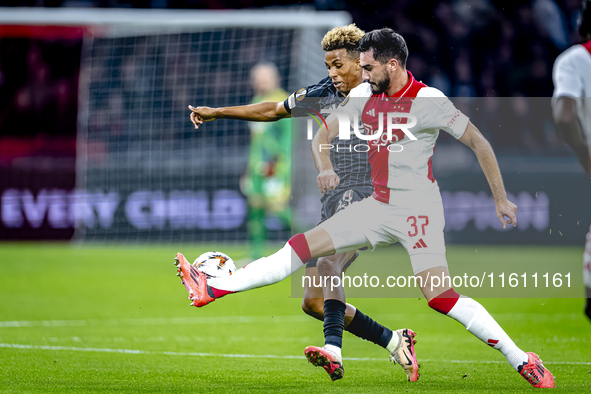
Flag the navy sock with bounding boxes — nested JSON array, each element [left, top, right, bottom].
[[346, 308, 393, 349], [323, 299, 347, 348]]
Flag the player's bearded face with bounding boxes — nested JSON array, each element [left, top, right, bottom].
[[369, 65, 390, 94], [360, 51, 390, 95]]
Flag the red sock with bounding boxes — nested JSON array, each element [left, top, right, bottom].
[[428, 288, 460, 314], [288, 233, 311, 264], [210, 287, 234, 299]]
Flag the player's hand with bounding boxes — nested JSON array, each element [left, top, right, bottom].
[[317, 169, 340, 194], [188, 105, 218, 129], [495, 198, 517, 229]]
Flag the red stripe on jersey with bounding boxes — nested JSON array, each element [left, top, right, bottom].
[[582, 39, 591, 56], [363, 71, 427, 203], [427, 143, 436, 183]]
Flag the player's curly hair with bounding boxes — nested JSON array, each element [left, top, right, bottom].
[[321, 24, 365, 56]]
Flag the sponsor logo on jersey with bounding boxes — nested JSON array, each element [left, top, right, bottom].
[[447, 110, 461, 128], [366, 108, 375, 116]]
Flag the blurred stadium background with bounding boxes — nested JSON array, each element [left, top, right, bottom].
[[0, 2, 590, 392]]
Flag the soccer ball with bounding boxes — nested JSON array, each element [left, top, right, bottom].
[[193, 251, 237, 279]]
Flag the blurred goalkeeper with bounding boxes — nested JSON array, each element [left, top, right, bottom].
[[552, 0, 591, 322], [242, 63, 292, 260], [188, 24, 419, 382]]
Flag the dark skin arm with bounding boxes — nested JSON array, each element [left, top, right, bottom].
[[189, 101, 289, 129], [311, 115, 340, 193], [553, 97, 591, 176]]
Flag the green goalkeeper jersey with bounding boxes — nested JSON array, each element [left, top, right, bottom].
[[244, 88, 291, 211]]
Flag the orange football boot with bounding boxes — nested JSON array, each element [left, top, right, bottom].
[[517, 352, 556, 388], [174, 253, 215, 307]]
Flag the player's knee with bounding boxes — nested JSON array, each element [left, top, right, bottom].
[[302, 297, 324, 318], [427, 288, 460, 315]]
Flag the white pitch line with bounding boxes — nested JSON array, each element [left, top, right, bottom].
[[1, 343, 589, 365], [0, 315, 312, 328], [0, 313, 582, 328]]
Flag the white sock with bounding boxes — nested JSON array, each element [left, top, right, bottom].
[[447, 297, 528, 371], [385, 331, 400, 354], [325, 344, 342, 360], [208, 242, 304, 292]]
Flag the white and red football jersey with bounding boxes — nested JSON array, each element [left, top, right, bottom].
[[341, 71, 469, 205], [552, 40, 591, 155]]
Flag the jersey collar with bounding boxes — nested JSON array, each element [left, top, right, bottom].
[[389, 71, 415, 101]]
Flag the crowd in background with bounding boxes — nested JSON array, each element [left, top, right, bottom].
[[0, 0, 588, 157], [1, 0, 584, 98], [0, 38, 80, 166]]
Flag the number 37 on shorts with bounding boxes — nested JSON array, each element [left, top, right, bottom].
[[401, 209, 445, 255], [407, 215, 429, 237]]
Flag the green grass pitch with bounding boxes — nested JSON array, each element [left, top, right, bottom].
[[0, 243, 589, 393]]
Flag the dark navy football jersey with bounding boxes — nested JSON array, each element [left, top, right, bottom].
[[284, 77, 373, 198]]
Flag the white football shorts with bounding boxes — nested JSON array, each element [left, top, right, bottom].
[[319, 196, 446, 257]]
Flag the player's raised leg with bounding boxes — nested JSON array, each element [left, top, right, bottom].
[[413, 255, 555, 388], [176, 226, 339, 307]]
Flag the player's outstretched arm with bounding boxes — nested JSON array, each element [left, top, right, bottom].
[[311, 115, 340, 194], [188, 101, 289, 129], [459, 121, 517, 229], [552, 97, 591, 176]]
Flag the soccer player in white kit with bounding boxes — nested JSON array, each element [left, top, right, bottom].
[[176, 28, 555, 388], [552, 0, 591, 323]]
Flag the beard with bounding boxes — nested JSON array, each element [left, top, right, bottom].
[[370, 72, 390, 94]]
